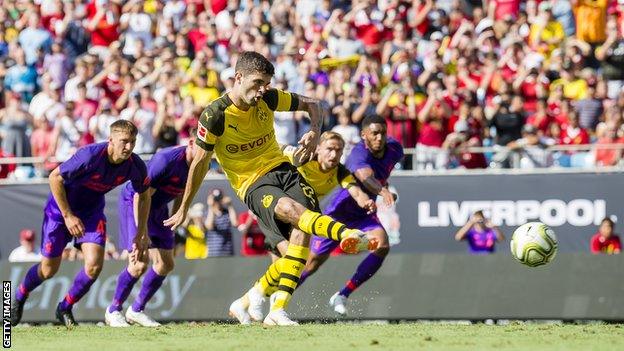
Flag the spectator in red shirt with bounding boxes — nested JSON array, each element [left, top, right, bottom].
[[590, 217, 621, 254], [526, 98, 554, 135], [237, 210, 268, 257], [559, 111, 590, 146], [86, 0, 121, 56]]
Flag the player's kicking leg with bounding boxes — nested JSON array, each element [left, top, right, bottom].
[[125, 248, 173, 327], [331, 228, 389, 316]]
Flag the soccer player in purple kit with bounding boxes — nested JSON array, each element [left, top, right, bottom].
[[104, 140, 197, 327], [11, 120, 151, 328], [298, 114, 404, 316]]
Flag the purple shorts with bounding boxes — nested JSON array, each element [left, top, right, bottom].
[[118, 197, 174, 251], [310, 213, 384, 255], [41, 211, 107, 258]]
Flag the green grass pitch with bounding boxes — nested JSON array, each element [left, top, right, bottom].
[[10, 322, 624, 351]]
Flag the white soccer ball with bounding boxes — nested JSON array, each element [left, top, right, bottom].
[[510, 222, 558, 267]]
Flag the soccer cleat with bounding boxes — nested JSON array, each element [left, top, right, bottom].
[[247, 286, 266, 322], [263, 309, 299, 326], [125, 307, 161, 327], [329, 292, 348, 316], [55, 303, 77, 328], [105, 309, 130, 327], [340, 230, 377, 254], [11, 298, 25, 326], [228, 298, 252, 325]]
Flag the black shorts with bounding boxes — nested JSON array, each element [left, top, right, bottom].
[[244, 162, 320, 253]]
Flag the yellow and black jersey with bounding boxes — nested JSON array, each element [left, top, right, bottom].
[[282, 145, 356, 199], [195, 89, 299, 200]]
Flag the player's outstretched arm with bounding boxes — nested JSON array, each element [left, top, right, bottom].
[[346, 184, 377, 214], [354, 167, 395, 207], [163, 147, 212, 230], [49, 167, 85, 237]]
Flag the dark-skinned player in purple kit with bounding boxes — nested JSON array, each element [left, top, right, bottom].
[[104, 140, 197, 327], [298, 114, 404, 316], [11, 120, 151, 328]]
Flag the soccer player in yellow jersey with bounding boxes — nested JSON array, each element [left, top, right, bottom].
[[228, 132, 379, 323], [164, 51, 376, 325]]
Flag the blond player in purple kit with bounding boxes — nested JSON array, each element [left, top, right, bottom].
[[11, 120, 151, 328]]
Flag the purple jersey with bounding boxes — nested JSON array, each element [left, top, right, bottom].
[[45, 142, 149, 220], [325, 138, 404, 218], [466, 228, 497, 254], [121, 145, 189, 208]]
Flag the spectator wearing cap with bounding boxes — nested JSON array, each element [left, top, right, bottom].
[[590, 217, 621, 254], [442, 119, 487, 169], [489, 93, 525, 147], [204, 189, 237, 257], [505, 124, 555, 168], [8, 229, 42, 262]]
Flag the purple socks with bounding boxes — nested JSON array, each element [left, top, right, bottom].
[[108, 269, 139, 313], [59, 268, 97, 311], [339, 253, 385, 298], [131, 267, 167, 312], [15, 264, 43, 302]]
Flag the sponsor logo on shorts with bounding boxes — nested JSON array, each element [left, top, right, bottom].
[[262, 194, 274, 208]]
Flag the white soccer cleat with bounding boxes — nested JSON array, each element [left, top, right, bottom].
[[125, 307, 161, 327], [340, 230, 378, 254], [105, 309, 130, 327], [263, 309, 299, 326], [229, 298, 252, 325], [247, 286, 266, 322], [329, 292, 348, 316]]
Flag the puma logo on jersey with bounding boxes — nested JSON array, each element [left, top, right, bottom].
[[228, 124, 239, 132]]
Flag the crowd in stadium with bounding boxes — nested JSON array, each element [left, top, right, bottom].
[[0, 0, 624, 178]]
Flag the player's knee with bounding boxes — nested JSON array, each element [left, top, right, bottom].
[[154, 259, 174, 275], [39, 262, 60, 279], [275, 197, 305, 222], [374, 245, 390, 257], [85, 263, 103, 278], [129, 261, 149, 277]]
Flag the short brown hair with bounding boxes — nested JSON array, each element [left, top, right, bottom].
[[110, 119, 138, 136], [235, 51, 275, 76], [319, 131, 345, 148]]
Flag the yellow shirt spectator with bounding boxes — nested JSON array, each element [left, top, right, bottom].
[[573, 0, 607, 44], [550, 78, 588, 100], [529, 20, 565, 54]]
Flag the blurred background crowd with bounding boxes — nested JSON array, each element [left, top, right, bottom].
[[0, 0, 624, 177]]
